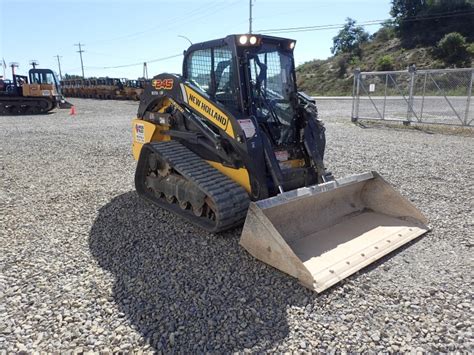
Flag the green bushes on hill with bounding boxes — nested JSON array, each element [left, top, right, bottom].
[[296, 1, 473, 96], [377, 55, 395, 71], [436, 32, 472, 68]]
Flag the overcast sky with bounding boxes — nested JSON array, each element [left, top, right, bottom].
[[0, 0, 391, 79]]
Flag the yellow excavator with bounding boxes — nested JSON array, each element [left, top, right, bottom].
[[131, 34, 428, 292]]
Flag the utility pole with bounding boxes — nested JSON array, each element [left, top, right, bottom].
[[54, 55, 63, 80], [29, 60, 39, 69], [74, 43, 85, 78], [9, 62, 19, 79], [2, 58, 6, 79], [143, 62, 148, 79], [249, 0, 253, 34]]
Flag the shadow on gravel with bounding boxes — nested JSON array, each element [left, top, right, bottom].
[[89, 191, 308, 352]]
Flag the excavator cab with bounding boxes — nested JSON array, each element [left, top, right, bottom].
[[132, 34, 429, 292], [29, 69, 60, 92], [28, 68, 72, 108]]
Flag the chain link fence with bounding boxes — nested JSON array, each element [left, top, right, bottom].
[[351, 66, 474, 126]]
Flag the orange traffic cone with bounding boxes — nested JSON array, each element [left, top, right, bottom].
[[69, 106, 76, 115]]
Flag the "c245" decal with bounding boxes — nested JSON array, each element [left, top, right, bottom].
[[152, 78, 173, 90]]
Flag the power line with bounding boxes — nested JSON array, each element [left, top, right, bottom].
[[85, 53, 183, 70], [74, 43, 85, 78], [87, 0, 231, 45], [258, 10, 474, 34]]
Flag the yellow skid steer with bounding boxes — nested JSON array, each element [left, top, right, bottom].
[[131, 34, 428, 292]]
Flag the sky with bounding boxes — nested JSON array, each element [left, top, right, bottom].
[[0, 0, 391, 80]]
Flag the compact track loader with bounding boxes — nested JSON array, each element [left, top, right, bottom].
[[131, 34, 428, 292]]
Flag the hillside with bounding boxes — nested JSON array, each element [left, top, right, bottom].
[[296, 34, 472, 96]]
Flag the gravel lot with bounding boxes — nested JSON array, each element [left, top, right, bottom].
[[1, 98, 473, 352]]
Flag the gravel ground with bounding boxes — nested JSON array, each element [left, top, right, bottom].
[[1, 98, 473, 352]]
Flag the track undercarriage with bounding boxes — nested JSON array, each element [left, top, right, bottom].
[[0, 97, 55, 115], [135, 141, 249, 233]]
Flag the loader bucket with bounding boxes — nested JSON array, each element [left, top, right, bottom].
[[57, 99, 73, 109], [240, 172, 429, 293]]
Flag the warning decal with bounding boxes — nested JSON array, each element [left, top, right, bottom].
[[238, 119, 256, 138]]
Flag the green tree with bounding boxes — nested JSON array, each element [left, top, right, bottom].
[[390, 0, 427, 19], [331, 18, 369, 58], [63, 73, 82, 79], [390, 0, 474, 48], [436, 32, 471, 67]]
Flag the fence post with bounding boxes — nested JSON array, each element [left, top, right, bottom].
[[406, 64, 416, 123], [465, 70, 473, 126], [419, 72, 427, 122], [382, 73, 388, 120], [351, 68, 361, 122]]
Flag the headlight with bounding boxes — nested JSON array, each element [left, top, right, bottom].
[[249, 36, 257, 45], [239, 35, 248, 45], [289, 41, 296, 50]]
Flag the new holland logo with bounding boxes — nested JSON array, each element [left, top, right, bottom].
[[188, 93, 228, 128]]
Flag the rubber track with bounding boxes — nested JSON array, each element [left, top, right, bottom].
[[140, 141, 250, 233]]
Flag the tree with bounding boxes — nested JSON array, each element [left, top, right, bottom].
[[63, 73, 82, 80], [331, 18, 369, 58], [390, 0, 474, 48], [390, 0, 426, 19], [436, 32, 471, 67]]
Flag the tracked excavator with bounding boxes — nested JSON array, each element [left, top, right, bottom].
[[131, 34, 428, 292], [0, 67, 72, 115]]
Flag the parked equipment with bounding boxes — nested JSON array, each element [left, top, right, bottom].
[[131, 34, 429, 292], [0, 68, 72, 115], [60, 77, 145, 100], [124, 79, 145, 100]]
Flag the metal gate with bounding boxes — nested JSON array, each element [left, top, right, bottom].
[[351, 66, 473, 126]]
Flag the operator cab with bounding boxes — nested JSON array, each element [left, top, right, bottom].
[[183, 34, 299, 148], [29, 69, 62, 95]]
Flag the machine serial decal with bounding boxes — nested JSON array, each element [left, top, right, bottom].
[[152, 79, 174, 90]]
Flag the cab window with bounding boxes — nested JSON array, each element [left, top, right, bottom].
[[185, 45, 239, 112], [186, 49, 212, 93]]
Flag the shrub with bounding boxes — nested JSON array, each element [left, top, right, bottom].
[[335, 54, 351, 78], [377, 55, 395, 71], [375, 21, 396, 42], [436, 32, 471, 67], [467, 43, 474, 56]]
